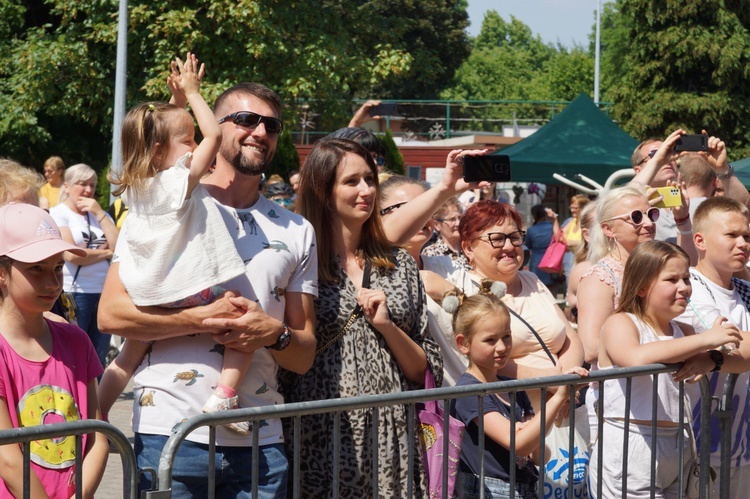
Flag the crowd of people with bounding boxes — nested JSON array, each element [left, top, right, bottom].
[[2, 52, 750, 499]]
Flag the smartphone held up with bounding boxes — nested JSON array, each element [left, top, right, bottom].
[[462, 155, 512, 183]]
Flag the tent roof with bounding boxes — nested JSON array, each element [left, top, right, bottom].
[[731, 157, 750, 188], [491, 93, 639, 185]]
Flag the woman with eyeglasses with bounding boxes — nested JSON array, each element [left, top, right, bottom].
[[50, 163, 119, 368], [422, 196, 471, 270], [436, 200, 584, 410], [279, 138, 442, 497]]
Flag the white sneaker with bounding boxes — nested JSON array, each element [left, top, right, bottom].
[[202, 394, 251, 435]]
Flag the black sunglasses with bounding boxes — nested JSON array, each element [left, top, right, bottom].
[[218, 111, 283, 135], [605, 207, 660, 226], [380, 201, 407, 216]]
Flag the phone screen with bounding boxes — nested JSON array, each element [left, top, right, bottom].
[[462, 155, 511, 182], [368, 103, 398, 117]]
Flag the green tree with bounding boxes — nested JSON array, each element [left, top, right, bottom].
[[603, 0, 750, 157], [0, 0, 470, 170], [267, 128, 300, 180], [380, 130, 404, 175]]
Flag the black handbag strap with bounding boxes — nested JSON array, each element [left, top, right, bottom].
[[468, 276, 557, 366], [315, 260, 372, 356], [506, 307, 557, 366]]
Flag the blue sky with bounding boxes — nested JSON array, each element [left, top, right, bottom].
[[466, 1, 601, 47]]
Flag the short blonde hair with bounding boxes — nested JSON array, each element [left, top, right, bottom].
[[693, 196, 750, 234], [0, 159, 44, 206], [59, 163, 97, 203]]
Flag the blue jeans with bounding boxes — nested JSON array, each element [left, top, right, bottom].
[[135, 433, 288, 499], [456, 472, 538, 499], [71, 292, 109, 368]]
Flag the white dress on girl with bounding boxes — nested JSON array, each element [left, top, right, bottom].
[[119, 153, 246, 306], [590, 313, 693, 499]]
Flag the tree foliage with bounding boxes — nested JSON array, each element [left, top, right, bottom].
[[0, 0, 470, 170], [439, 11, 596, 132], [602, 0, 750, 158]]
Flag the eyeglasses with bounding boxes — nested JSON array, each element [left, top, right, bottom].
[[605, 207, 660, 226], [476, 230, 526, 248], [379, 201, 407, 216], [436, 216, 461, 225], [637, 149, 658, 166], [218, 111, 283, 135]]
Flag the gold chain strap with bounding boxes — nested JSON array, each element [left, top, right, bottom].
[[315, 308, 361, 356]]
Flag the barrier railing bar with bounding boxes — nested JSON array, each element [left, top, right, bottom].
[[0, 420, 137, 499], [538, 387, 547, 499], [406, 403, 415, 499], [75, 434, 83, 499], [333, 411, 340, 499], [567, 383, 575, 499], [208, 425, 216, 499], [509, 390, 517, 499], [153, 364, 683, 494], [251, 419, 260, 499], [596, 381, 604, 497], [371, 407, 379, 499], [650, 373, 659, 499], [478, 394, 485, 499], [718, 374, 738, 499], [622, 376, 632, 499], [293, 415, 301, 499]]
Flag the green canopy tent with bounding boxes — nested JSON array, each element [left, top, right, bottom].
[[491, 93, 639, 186], [731, 157, 750, 188]]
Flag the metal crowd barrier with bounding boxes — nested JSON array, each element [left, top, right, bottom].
[[0, 419, 137, 499], [140, 363, 735, 499]]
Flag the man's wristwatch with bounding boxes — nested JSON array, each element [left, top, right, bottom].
[[267, 323, 292, 351], [708, 349, 724, 372], [717, 164, 734, 180]]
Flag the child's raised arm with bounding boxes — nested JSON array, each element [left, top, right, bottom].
[[171, 52, 221, 195], [601, 313, 741, 368], [0, 399, 50, 498]]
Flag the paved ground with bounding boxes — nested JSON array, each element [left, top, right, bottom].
[[98, 380, 136, 498]]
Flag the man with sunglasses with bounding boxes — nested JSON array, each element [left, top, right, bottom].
[[100, 82, 318, 497]]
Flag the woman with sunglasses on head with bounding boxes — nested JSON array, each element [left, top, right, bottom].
[[379, 176, 470, 385], [279, 138, 443, 497]]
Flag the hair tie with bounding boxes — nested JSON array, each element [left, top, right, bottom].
[[479, 279, 507, 299], [441, 287, 465, 315], [148, 104, 155, 112]]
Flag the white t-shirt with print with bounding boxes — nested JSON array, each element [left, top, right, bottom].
[[50, 203, 112, 293], [115, 194, 318, 447], [678, 268, 750, 467]]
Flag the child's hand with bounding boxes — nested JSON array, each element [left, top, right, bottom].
[[170, 52, 205, 98], [703, 316, 742, 351]]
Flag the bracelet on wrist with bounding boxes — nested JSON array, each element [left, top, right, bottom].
[[677, 228, 692, 236], [673, 214, 690, 225], [97, 214, 107, 223]]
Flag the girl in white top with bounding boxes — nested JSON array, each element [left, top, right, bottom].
[[99, 53, 251, 433], [591, 241, 741, 498]]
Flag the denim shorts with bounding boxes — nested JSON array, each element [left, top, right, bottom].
[[456, 472, 538, 499], [135, 433, 287, 499]]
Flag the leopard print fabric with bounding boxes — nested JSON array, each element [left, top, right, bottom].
[[279, 248, 443, 498]]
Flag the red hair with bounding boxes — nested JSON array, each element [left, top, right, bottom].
[[459, 200, 524, 243]]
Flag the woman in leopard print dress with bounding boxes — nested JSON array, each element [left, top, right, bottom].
[[279, 138, 442, 498]]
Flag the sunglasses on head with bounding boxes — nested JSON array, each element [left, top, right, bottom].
[[606, 207, 660, 226], [218, 111, 283, 135], [380, 201, 407, 216]]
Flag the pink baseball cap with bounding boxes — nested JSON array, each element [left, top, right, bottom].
[[0, 203, 87, 262]]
